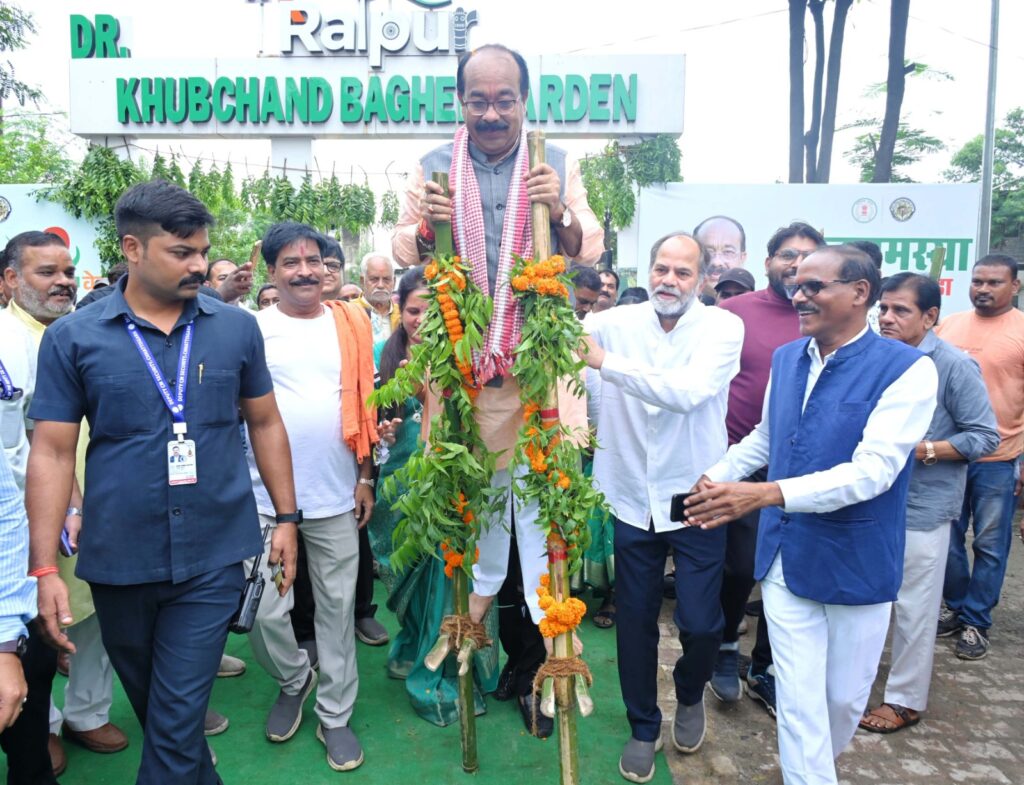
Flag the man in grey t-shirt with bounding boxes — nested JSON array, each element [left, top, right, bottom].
[[861, 272, 999, 733]]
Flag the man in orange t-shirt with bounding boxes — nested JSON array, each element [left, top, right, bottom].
[[934, 254, 1024, 660]]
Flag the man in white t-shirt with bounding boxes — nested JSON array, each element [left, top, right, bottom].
[[245, 222, 377, 772]]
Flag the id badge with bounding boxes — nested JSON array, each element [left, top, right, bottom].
[[168, 440, 198, 485]]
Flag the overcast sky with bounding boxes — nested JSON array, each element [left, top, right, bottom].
[[8, 0, 1023, 212]]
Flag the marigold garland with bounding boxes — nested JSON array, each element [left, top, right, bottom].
[[536, 574, 587, 638], [368, 253, 499, 577], [508, 254, 608, 579]]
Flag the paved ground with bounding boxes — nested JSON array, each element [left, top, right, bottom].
[[655, 529, 1024, 784]]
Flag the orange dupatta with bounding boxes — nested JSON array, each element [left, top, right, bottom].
[[324, 300, 379, 462]]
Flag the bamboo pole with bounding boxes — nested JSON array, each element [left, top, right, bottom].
[[433, 170, 478, 774], [528, 131, 581, 785], [452, 568, 478, 773]]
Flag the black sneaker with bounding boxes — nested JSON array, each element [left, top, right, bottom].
[[708, 648, 742, 703], [746, 668, 776, 719], [955, 625, 989, 660], [937, 606, 963, 638]]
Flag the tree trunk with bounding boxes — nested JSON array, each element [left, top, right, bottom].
[[872, 0, 912, 183], [788, 0, 806, 183], [804, 0, 826, 182], [815, 0, 854, 182]]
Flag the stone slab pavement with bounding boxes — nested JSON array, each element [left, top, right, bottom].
[[653, 529, 1024, 784]]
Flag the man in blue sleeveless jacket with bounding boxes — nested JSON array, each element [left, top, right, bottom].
[[687, 245, 938, 785]]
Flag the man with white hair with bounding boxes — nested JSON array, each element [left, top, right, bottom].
[[581, 231, 743, 783], [356, 253, 399, 344]]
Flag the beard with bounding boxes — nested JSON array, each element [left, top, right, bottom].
[[768, 271, 791, 300], [368, 288, 392, 308], [18, 279, 75, 320], [649, 284, 695, 319]]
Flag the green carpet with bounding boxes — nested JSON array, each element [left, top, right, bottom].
[[18, 587, 674, 784]]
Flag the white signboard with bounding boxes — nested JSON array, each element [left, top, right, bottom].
[[0, 185, 104, 295], [69, 53, 684, 139], [622, 183, 982, 316]]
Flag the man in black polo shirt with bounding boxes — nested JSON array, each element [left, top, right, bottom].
[[24, 180, 300, 785]]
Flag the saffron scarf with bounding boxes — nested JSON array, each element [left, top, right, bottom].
[[324, 300, 379, 462], [449, 125, 533, 384]]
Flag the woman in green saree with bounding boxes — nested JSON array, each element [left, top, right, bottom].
[[369, 266, 498, 726]]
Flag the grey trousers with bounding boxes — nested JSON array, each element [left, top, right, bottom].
[[247, 512, 360, 729], [49, 613, 114, 734]]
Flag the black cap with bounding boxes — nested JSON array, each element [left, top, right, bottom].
[[713, 268, 756, 291]]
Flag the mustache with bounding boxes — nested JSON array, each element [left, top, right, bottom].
[[48, 286, 75, 298], [178, 273, 205, 287], [652, 285, 682, 300], [289, 276, 320, 287], [475, 120, 509, 133], [795, 305, 818, 315]]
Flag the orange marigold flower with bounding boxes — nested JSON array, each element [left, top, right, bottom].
[[539, 574, 550, 587], [557, 475, 570, 490], [462, 511, 474, 524], [425, 262, 439, 280]]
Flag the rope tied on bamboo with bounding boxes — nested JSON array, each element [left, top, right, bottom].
[[439, 614, 492, 651], [530, 656, 594, 735]]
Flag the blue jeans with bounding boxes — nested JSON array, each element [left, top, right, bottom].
[[615, 518, 726, 742], [943, 460, 1017, 631]]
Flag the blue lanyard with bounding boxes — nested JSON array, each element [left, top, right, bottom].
[[124, 317, 194, 435], [0, 357, 23, 401]]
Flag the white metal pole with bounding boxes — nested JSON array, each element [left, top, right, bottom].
[[978, 0, 1000, 258]]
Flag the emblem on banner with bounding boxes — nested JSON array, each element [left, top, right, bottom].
[[851, 198, 877, 223], [0, 197, 11, 223], [889, 197, 916, 222]]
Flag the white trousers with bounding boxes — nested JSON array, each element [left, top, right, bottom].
[[472, 467, 546, 624], [762, 556, 891, 785], [883, 525, 950, 711], [247, 512, 360, 728], [49, 613, 114, 734]]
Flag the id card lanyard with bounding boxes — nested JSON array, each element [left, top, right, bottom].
[[124, 316, 194, 441], [0, 357, 23, 401]]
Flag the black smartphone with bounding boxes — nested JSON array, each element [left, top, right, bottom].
[[670, 492, 693, 523]]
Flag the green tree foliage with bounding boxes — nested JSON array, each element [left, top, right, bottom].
[[845, 123, 943, 183], [945, 108, 1024, 247], [581, 133, 682, 248], [0, 4, 41, 112], [46, 147, 383, 277], [0, 115, 74, 183], [379, 190, 400, 228]]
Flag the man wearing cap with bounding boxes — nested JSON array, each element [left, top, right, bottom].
[[714, 269, 755, 303]]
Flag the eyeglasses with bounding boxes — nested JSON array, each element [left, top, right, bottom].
[[707, 247, 741, 262], [784, 279, 856, 298], [462, 98, 521, 117], [773, 249, 817, 263], [323, 261, 343, 273]]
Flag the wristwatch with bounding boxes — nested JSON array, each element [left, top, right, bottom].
[[0, 636, 27, 657], [922, 441, 938, 465], [275, 510, 303, 525], [554, 203, 573, 229], [358, 478, 376, 488]]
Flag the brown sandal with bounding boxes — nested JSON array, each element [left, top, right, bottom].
[[859, 703, 920, 734]]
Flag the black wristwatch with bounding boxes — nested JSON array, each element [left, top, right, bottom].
[[275, 510, 303, 525], [0, 636, 27, 657]]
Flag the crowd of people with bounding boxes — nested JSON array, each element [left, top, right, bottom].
[[0, 42, 1021, 785]]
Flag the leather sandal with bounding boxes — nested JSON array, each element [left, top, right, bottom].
[[859, 702, 920, 734]]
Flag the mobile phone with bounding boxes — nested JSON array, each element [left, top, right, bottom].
[[670, 492, 693, 523], [271, 562, 284, 591], [59, 527, 76, 557]]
